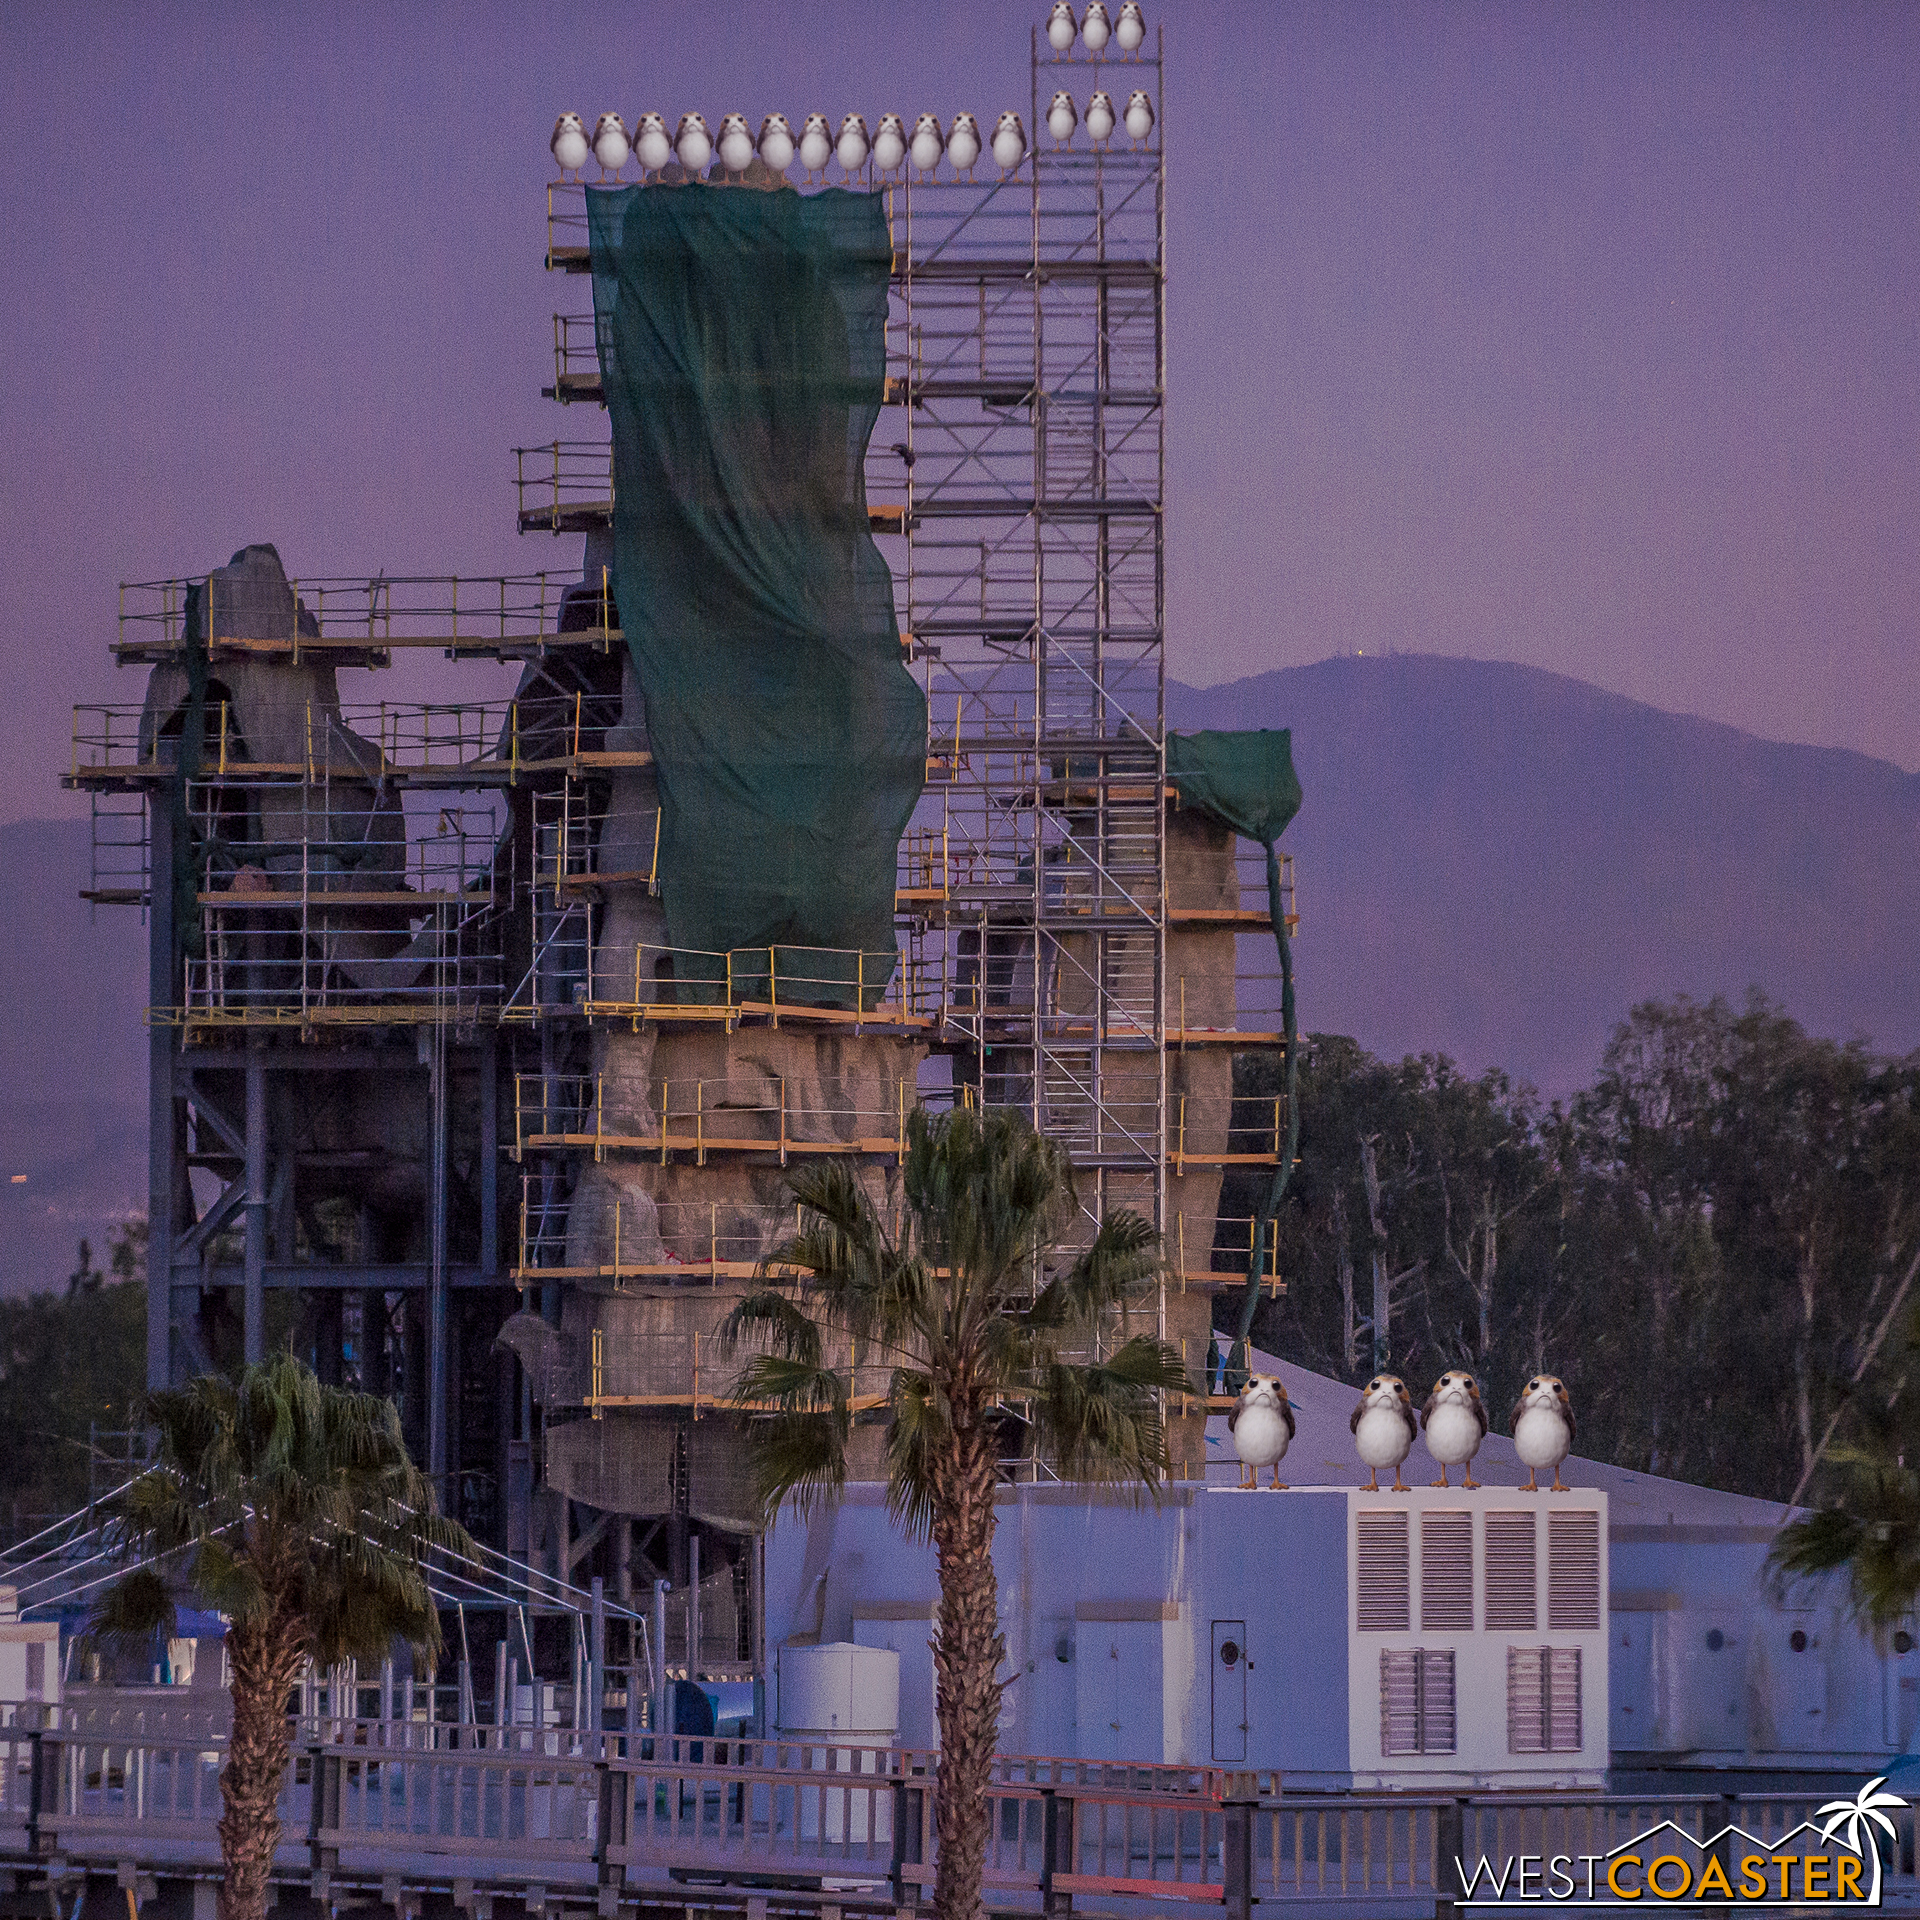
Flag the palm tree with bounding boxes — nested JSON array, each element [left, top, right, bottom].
[[1770, 1444, 1920, 1635], [719, 1105, 1193, 1920], [88, 1351, 474, 1920], [1816, 1776, 1904, 1900]]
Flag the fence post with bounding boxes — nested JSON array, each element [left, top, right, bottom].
[[307, 1741, 339, 1897], [1715, 1793, 1741, 1893], [1434, 1798, 1466, 1920], [594, 1755, 627, 1917], [1041, 1785, 1074, 1916], [890, 1774, 925, 1912], [26, 1726, 47, 1854], [1221, 1789, 1254, 1920]]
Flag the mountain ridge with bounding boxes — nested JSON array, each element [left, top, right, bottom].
[[1168, 653, 1920, 1092]]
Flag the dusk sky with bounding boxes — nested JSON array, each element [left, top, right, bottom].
[[3, 0, 1916, 831]]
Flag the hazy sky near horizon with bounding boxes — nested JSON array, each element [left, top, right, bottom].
[[2, 0, 1915, 830]]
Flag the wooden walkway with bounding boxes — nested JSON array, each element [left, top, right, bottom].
[[2, 1718, 1914, 1918]]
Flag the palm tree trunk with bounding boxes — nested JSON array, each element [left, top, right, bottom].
[[218, 1616, 304, 1920], [929, 1408, 1003, 1920]]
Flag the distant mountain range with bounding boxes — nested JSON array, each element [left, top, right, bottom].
[[5, 653, 1915, 1296], [1169, 654, 1920, 1090]]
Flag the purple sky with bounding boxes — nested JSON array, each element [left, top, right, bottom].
[[2, 0, 1915, 830]]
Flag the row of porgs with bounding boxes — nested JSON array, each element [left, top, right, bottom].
[[1228, 1369, 1581, 1495], [551, 93, 1155, 191]]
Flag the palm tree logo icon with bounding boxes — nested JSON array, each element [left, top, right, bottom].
[[1816, 1777, 1905, 1902]]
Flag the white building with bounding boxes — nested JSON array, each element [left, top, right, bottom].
[[766, 1354, 1904, 1789], [0, 1585, 60, 1721]]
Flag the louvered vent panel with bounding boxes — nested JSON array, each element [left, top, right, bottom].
[[1421, 1510, 1474, 1630], [1357, 1510, 1410, 1631], [1383, 1649, 1456, 1754], [1420, 1648, 1458, 1753], [1381, 1650, 1421, 1754], [1507, 1646, 1584, 1753], [1548, 1510, 1601, 1630], [1485, 1510, 1538, 1630], [1508, 1647, 1547, 1753], [1548, 1647, 1583, 1749]]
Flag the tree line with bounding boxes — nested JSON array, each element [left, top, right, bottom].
[[1222, 992, 1920, 1504]]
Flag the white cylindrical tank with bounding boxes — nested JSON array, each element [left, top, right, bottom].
[[776, 1642, 900, 1843], [776, 1641, 901, 1739]]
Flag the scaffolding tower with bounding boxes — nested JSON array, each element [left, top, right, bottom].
[[64, 19, 1295, 1653]]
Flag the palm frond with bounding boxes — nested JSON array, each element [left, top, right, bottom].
[[717, 1288, 825, 1367], [84, 1564, 176, 1656], [1031, 1335, 1192, 1491], [1770, 1462, 1920, 1635], [1028, 1211, 1161, 1334], [91, 1351, 478, 1674], [881, 1369, 943, 1544], [732, 1354, 850, 1416], [744, 1410, 848, 1522]]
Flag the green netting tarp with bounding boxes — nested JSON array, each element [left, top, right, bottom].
[[588, 183, 926, 1008], [1168, 729, 1303, 1385], [1166, 729, 1301, 846]]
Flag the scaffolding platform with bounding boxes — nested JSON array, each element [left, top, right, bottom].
[[114, 573, 629, 665]]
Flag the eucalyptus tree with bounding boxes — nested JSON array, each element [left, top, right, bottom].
[[721, 1105, 1191, 1920]]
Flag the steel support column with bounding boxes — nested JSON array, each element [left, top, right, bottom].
[[243, 1034, 267, 1366], [146, 790, 177, 1391], [427, 1027, 449, 1487]]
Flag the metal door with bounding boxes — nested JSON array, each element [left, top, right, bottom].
[[1212, 1619, 1248, 1762], [1610, 1613, 1657, 1750]]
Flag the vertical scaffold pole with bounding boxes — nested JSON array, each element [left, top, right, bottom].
[[147, 789, 177, 1392], [243, 1034, 267, 1366], [652, 1579, 669, 1742], [427, 1021, 449, 1488]]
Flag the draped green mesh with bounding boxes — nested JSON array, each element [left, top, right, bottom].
[[1168, 730, 1303, 1386], [587, 183, 926, 1009]]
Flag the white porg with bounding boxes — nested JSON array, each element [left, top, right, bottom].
[[757, 113, 795, 175], [591, 113, 630, 175], [674, 112, 712, 173], [716, 114, 755, 175], [873, 114, 908, 174], [837, 113, 871, 171], [1046, 2, 1078, 52], [1124, 89, 1155, 143], [1512, 1373, 1575, 1493], [991, 111, 1027, 173], [633, 113, 672, 174], [910, 114, 944, 175], [1116, 1, 1146, 53], [551, 114, 590, 177], [1082, 1, 1112, 52], [1228, 1375, 1295, 1490], [799, 113, 834, 176], [1350, 1374, 1417, 1493], [1047, 91, 1078, 145], [1422, 1370, 1488, 1489], [1085, 90, 1116, 144], [947, 112, 983, 175]]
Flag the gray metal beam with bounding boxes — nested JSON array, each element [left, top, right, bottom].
[[174, 1262, 495, 1289]]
